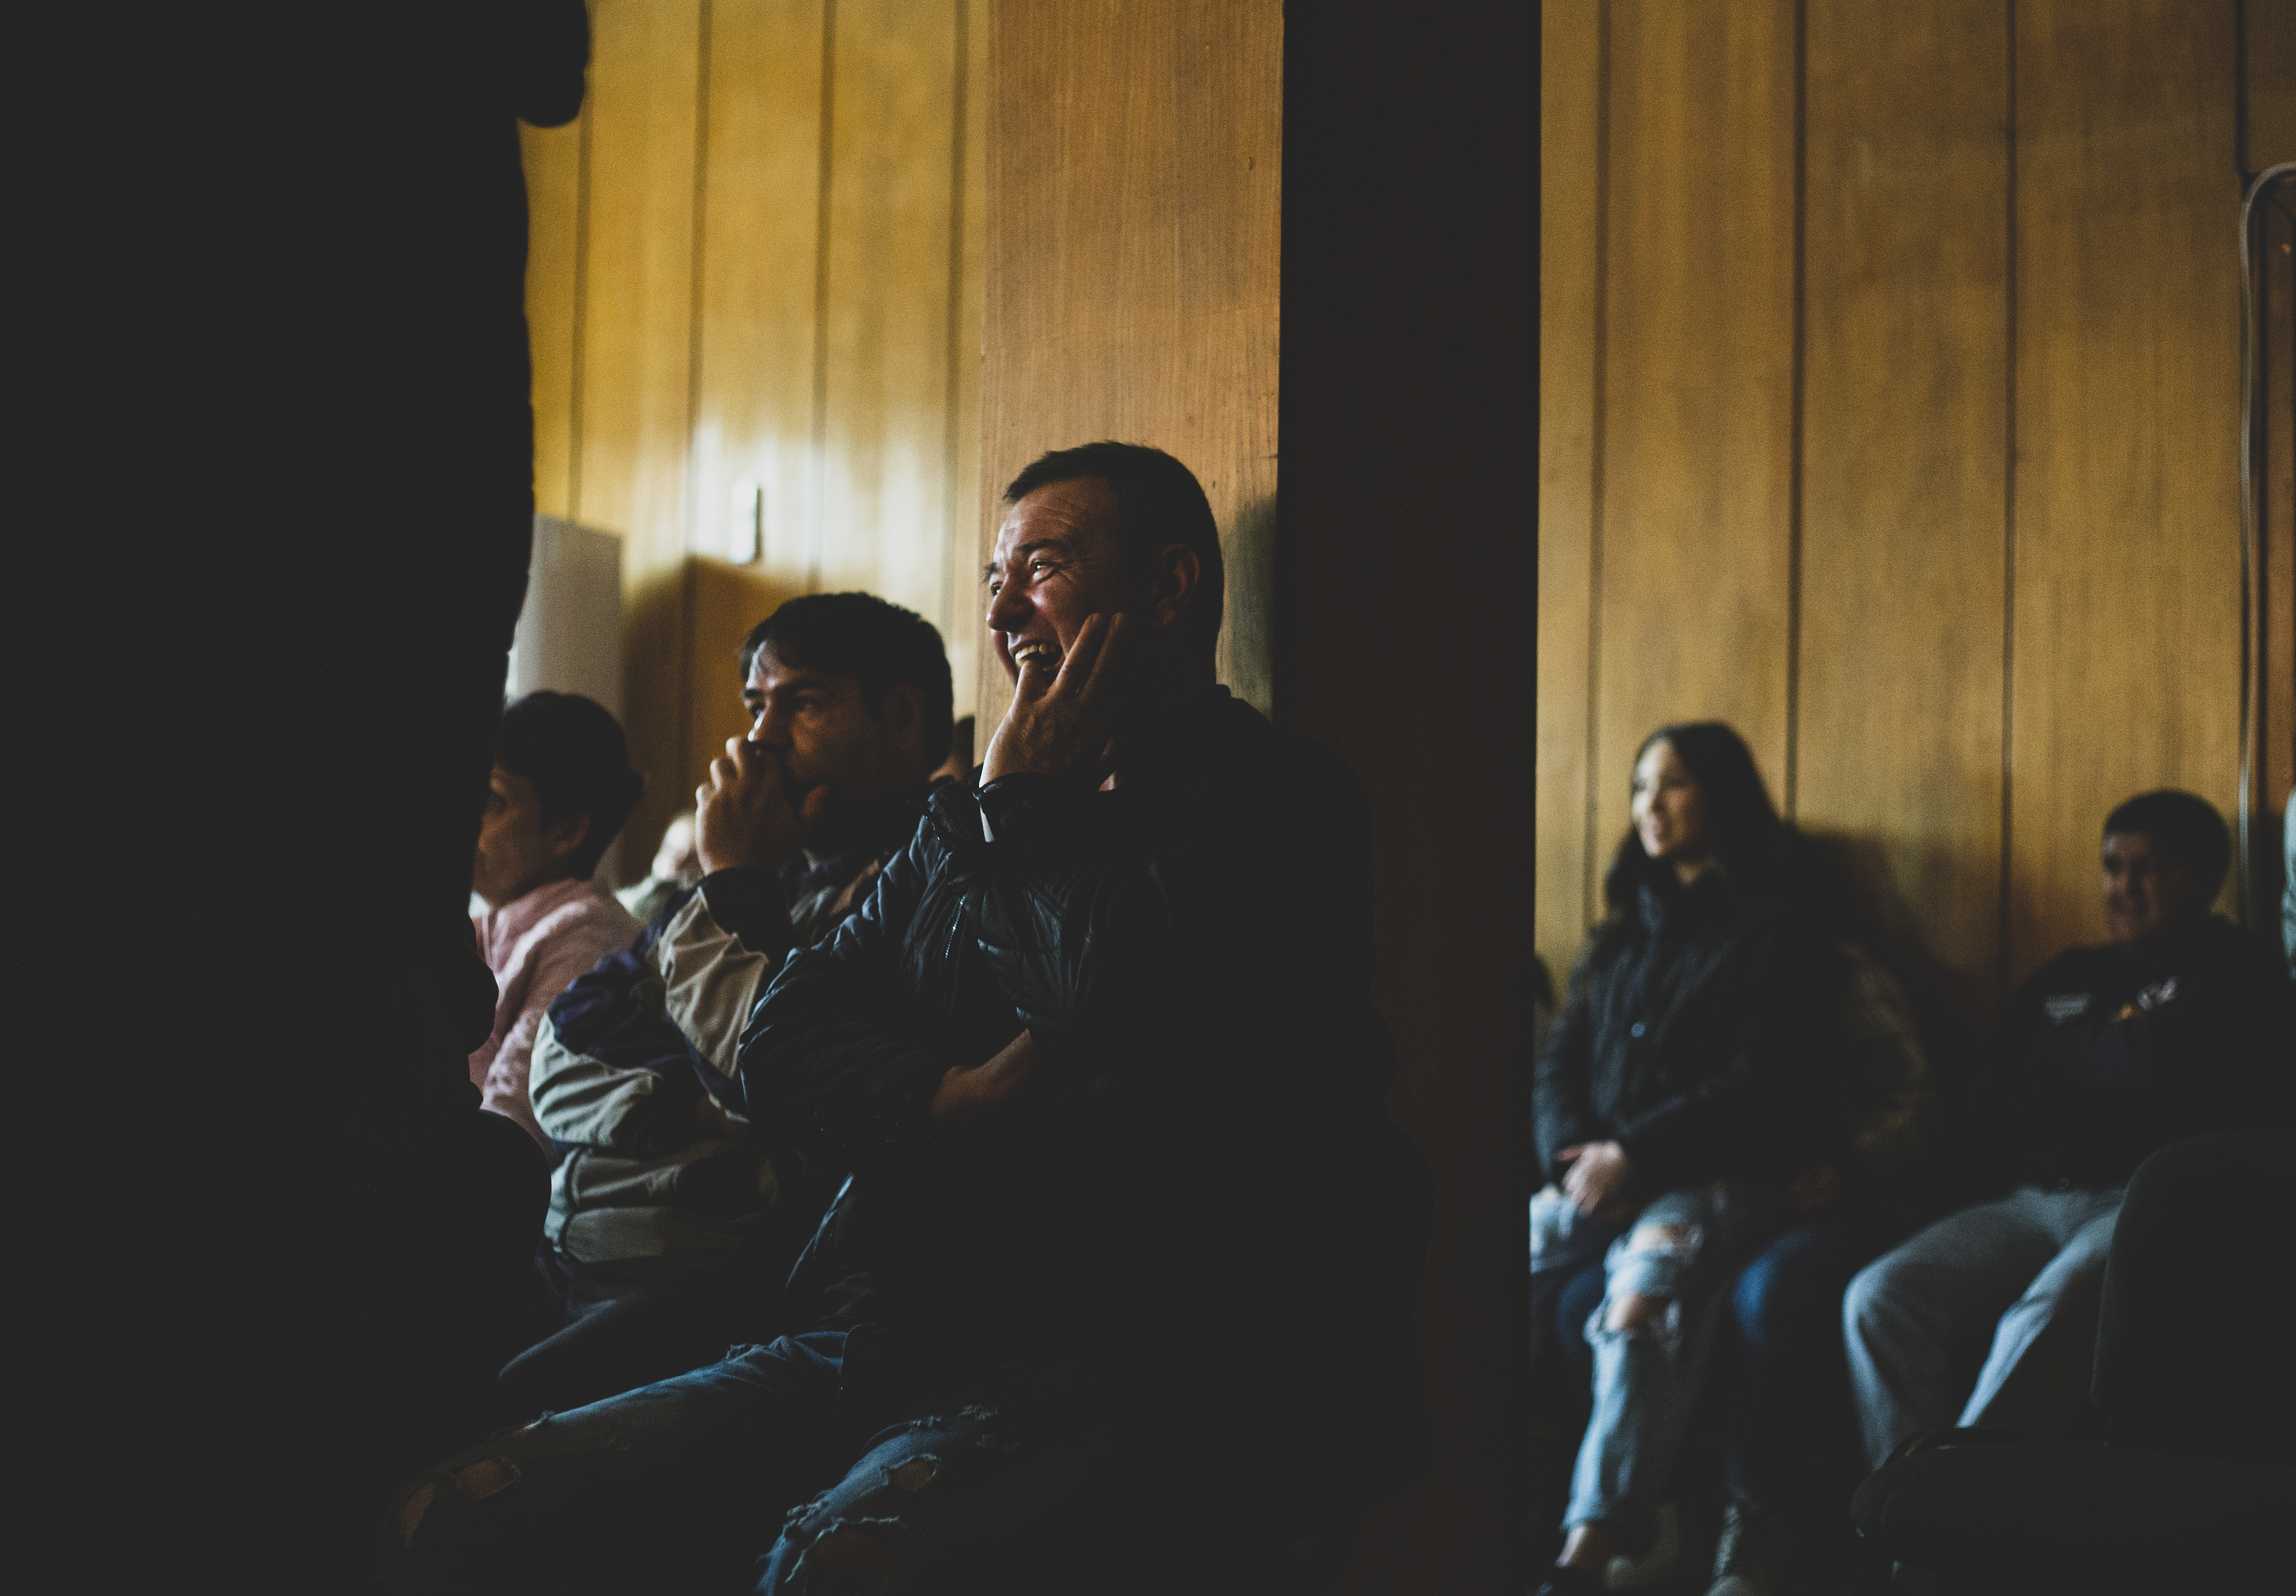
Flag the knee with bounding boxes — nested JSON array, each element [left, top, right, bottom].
[[1842, 1257, 1899, 1343]]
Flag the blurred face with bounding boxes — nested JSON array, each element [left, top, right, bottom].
[[1631, 739, 1709, 867], [984, 477, 1139, 681], [743, 649, 917, 852], [651, 813, 699, 883], [472, 766, 587, 908], [2101, 829, 2207, 945]]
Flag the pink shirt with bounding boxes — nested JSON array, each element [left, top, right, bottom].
[[470, 876, 641, 1148]]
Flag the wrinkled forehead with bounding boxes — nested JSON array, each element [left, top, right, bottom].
[[746, 647, 846, 694], [992, 477, 1120, 565]]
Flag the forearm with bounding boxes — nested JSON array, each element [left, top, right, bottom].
[[658, 882, 787, 1080]]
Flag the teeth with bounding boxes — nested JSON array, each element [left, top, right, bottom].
[[1013, 642, 1058, 666]]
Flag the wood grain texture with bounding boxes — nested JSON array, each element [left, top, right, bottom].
[[817, 0, 960, 624], [519, 1, 984, 875], [1594, 0, 1799, 860], [520, 119, 585, 522], [1537, 0, 1600, 983], [976, 0, 1282, 736], [2249, 0, 2296, 172], [1798, 0, 2008, 1031], [695, 0, 826, 585], [2009, 0, 2244, 977], [578, 0, 704, 872], [945, 0, 989, 722]]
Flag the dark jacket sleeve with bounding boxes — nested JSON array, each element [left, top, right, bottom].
[[1534, 945, 1607, 1183], [735, 825, 967, 1165], [969, 750, 1382, 1110], [1612, 921, 1840, 1193]]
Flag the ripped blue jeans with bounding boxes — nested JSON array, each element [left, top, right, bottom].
[[377, 1329, 1112, 1595], [1564, 1183, 1781, 1529]]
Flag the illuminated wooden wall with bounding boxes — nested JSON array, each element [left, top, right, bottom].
[[1540, 0, 2296, 1034], [521, 0, 988, 877], [971, 0, 1281, 733]]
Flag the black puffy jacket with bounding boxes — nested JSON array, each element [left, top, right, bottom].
[[736, 688, 1428, 1482], [1535, 868, 1844, 1194]]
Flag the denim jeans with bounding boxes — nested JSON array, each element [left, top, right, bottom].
[[378, 1329, 1115, 1595], [1842, 1185, 2123, 1469], [1563, 1183, 1782, 1528]]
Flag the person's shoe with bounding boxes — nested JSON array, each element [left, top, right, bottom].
[[1600, 1502, 1681, 1591], [1704, 1500, 1779, 1596]]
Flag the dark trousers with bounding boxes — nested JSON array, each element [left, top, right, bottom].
[[385, 1330, 1153, 1596]]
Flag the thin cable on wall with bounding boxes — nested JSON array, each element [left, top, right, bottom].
[[2237, 161, 2294, 925]]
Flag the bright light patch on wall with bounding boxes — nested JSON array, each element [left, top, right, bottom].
[[729, 479, 763, 564]]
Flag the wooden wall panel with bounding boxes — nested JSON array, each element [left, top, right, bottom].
[[695, 0, 826, 587], [976, 0, 1282, 736], [577, 0, 704, 872], [521, 119, 585, 522], [945, 0, 990, 720], [1536, 1, 1601, 985], [522, 1, 985, 876], [2250, 0, 2296, 172], [1540, 0, 2268, 1006], [817, 0, 960, 626], [2009, 0, 2243, 978], [1798, 0, 2009, 1031], [1593, 0, 1798, 862]]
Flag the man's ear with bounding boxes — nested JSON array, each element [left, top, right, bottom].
[[542, 810, 592, 861], [1146, 542, 1203, 631], [876, 681, 926, 754]]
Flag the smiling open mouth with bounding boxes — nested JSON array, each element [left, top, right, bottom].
[[1011, 640, 1061, 669]]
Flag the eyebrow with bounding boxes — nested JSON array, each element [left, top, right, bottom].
[[983, 537, 1069, 582], [743, 670, 838, 699]]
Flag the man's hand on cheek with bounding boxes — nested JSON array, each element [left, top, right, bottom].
[[695, 738, 816, 874], [982, 612, 1130, 790]]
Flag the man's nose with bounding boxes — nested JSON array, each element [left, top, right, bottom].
[[748, 706, 791, 748], [986, 582, 1026, 632]]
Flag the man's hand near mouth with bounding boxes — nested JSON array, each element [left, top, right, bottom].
[[983, 611, 1131, 790], [696, 737, 821, 873]]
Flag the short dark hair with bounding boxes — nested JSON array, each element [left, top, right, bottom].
[[494, 692, 644, 881], [1002, 441, 1225, 636], [739, 592, 954, 764], [2104, 790, 2231, 889]]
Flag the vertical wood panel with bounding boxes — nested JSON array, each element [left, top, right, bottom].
[[579, 0, 704, 873], [521, 119, 585, 522], [817, 0, 960, 623], [1595, 0, 1798, 860], [945, 0, 989, 721], [977, 0, 1281, 736], [2010, 0, 2244, 977], [1798, 0, 2008, 1030], [1537, 0, 1600, 981], [695, 0, 826, 587], [2249, 0, 2296, 170]]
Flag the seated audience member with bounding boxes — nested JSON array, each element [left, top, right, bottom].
[[1843, 790, 2295, 1471], [1533, 723, 1847, 1596], [470, 692, 645, 1150], [511, 595, 952, 1410], [613, 809, 701, 927], [932, 711, 976, 784], [382, 443, 1425, 1594]]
